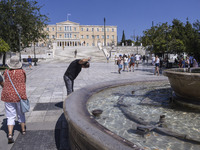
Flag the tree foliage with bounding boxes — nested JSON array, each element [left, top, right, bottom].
[[0, 38, 10, 53], [141, 18, 200, 61], [0, 0, 49, 52], [121, 30, 126, 45]]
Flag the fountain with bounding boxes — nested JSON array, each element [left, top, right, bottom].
[[64, 75, 200, 150], [163, 67, 200, 108]]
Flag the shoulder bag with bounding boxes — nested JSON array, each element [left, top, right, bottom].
[[7, 71, 30, 113]]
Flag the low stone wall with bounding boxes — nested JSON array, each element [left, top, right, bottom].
[[63, 79, 144, 150]]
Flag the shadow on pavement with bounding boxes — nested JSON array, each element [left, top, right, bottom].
[[55, 113, 70, 150], [1, 119, 21, 137]]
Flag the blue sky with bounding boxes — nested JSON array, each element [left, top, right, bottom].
[[38, 0, 200, 42]]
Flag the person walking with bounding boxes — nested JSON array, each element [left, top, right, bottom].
[[135, 54, 140, 67], [63, 58, 91, 95], [114, 55, 118, 65], [129, 54, 135, 72], [74, 49, 77, 58], [154, 55, 160, 76], [27, 55, 32, 69], [1, 56, 27, 144], [106, 54, 109, 63], [117, 55, 123, 74], [123, 55, 129, 72], [152, 55, 155, 66]]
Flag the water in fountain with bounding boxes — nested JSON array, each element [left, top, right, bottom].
[[87, 81, 200, 150]]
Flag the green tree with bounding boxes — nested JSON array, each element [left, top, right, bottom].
[[134, 36, 141, 46], [184, 18, 196, 55], [168, 39, 185, 54], [0, 38, 10, 66], [0, 0, 48, 61], [121, 30, 126, 45], [0, 38, 10, 53], [142, 22, 172, 55], [192, 20, 200, 61]]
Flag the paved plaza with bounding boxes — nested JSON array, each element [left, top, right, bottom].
[[0, 59, 167, 150]]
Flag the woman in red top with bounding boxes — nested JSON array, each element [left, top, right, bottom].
[[1, 56, 27, 144]]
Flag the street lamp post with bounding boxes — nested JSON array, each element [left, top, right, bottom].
[[17, 24, 22, 62], [164, 28, 169, 68], [104, 17, 106, 47], [34, 42, 37, 66]]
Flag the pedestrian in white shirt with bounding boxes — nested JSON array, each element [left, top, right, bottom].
[[135, 54, 140, 67], [154, 55, 160, 76]]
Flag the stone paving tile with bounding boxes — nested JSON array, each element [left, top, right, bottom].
[[11, 130, 58, 150], [38, 97, 51, 103], [30, 111, 46, 116], [27, 116, 45, 123], [51, 98, 64, 103]]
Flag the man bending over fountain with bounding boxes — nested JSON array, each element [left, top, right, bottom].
[[64, 58, 91, 95]]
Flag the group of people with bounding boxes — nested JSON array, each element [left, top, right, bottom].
[[115, 53, 142, 74], [176, 55, 199, 68]]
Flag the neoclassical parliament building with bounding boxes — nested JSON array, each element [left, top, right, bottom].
[[43, 20, 117, 47]]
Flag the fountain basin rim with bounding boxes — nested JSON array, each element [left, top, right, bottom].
[[63, 78, 167, 150], [163, 67, 200, 101], [163, 68, 200, 77]]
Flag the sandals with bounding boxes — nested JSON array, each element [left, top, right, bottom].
[[8, 134, 14, 144], [21, 130, 26, 135]]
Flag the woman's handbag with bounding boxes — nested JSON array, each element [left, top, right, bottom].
[[7, 71, 30, 113], [19, 99, 30, 113]]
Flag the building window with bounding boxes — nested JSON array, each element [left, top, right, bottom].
[[92, 35, 94, 39], [52, 27, 54, 31], [59, 35, 62, 38], [74, 35, 76, 38], [46, 28, 49, 31], [46, 35, 49, 39], [112, 35, 114, 40], [65, 33, 67, 38], [65, 26, 67, 31], [112, 28, 114, 32], [102, 35, 104, 39], [81, 28, 83, 31], [102, 28, 104, 32], [74, 27, 76, 31], [92, 43, 95, 46], [52, 35, 55, 38], [107, 28, 109, 32], [81, 35, 84, 39], [87, 43, 89, 46], [92, 28, 94, 31], [67, 33, 72, 38], [97, 28, 99, 32], [86, 35, 89, 39], [86, 28, 89, 31], [59, 27, 62, 31], [97, 35, 99, 39], [107, 35, 109, 39]]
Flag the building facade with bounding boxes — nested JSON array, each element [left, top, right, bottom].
[[43, 20, 117, 47]]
